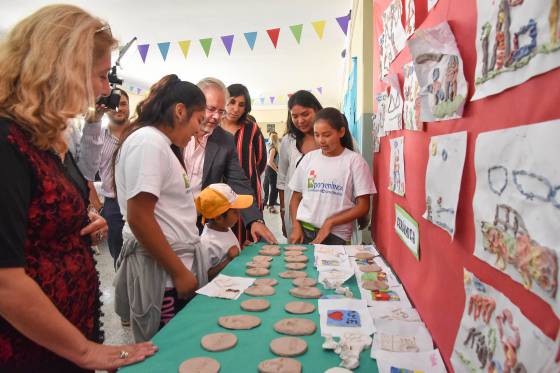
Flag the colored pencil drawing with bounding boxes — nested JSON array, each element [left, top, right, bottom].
[[389, 136, 405, 196], [403, 62, 422, 131], [384, 73, 403, 132], [379, 0, 407, 78], [405, 0, 415, 36]]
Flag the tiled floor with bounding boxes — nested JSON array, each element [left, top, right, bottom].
[[97, 208, 285, 347]]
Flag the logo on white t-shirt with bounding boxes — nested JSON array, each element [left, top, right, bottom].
[[306, 169, 344, 196], [307, 170, 317, 189], [182, 173, 190, 189]]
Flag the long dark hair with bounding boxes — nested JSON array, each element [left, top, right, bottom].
[[285, 90, 323, 152], [313, 107, 354, 151], [112, 74, 206, 194], [227, 83, 252, 124]]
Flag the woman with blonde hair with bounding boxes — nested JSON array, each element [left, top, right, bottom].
[[0, 5, 156, 371]]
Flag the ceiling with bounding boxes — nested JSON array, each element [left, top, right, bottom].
[[0, 0, 352, 108]]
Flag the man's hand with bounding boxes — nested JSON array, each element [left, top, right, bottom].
[[310, 219, 334, 244], [289, 222, 304, 244], [250, 221, 278, 244]]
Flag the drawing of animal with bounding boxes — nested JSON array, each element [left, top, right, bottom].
[[481, 204, 558, 298]]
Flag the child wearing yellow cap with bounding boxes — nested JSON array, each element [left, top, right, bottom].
[[195, 183, 253, 278]]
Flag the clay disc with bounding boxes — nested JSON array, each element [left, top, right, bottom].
[[258, 357, 302, 373], [178, 357, 220, 373], [355, 251, 375, 260], [218, 315, 261, 330], [284, 255, 308, 263], [284, 245, 307, 251], [200, 332, 238, 352], [241, 298, 271, 312], [359, 263, 382, 272], [285, 301, 316, 314], [274, 318, 316, 336], [362, 280, 389, 291], [262, 244, 281, 250], [254, 278, 278, 287], [244, 285, 275, 296], [285, 262, 306, 270], [284, 251, 301, 257], [246, 268, 270, 277], [253, 255, 273, 262], [292, 277, 317, 287], [246, 261, 271, 269], [270, 337, 308, 357], [289, 287, 322, 299], [259, 249, 281, 256], [324, 368, 353, 373], [279, 271, 307, 279]]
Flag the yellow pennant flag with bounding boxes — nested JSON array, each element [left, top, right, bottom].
[[311, 20, 326, 39], [178, 40, 191, 59]]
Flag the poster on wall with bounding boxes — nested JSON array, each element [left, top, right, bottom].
[[473, 0, 560, 100], [379, 0, 407, 78], [451, 270, 556, 373], [423, 131, 467, 238], [383, 73, 403, 132], [388, 136, 405, 196], [402, 62, 422, 131], [405, 0, 415, 37], [473, 119, 560, 315], [408, 22, 468, 122]]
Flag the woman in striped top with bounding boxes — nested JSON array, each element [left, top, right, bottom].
[[221, 83, 267, 245]]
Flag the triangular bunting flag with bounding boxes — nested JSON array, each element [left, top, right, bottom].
[[178, 40, 191, 59], [289, 24, 303, 44], [221, 34, 234, 55], [288, 93, 293, 98], [266, 28, 280, 48], [336, 13, 351, 36], [311, 20, 326, 39], [199, 38, 213, 57], [317, 87, 323, 94], [259, 97, 265, 105], [136, 88, 141, 94], [157, 42, 171, 61], [244, 32, 257, 50], [137, 44, 149, 63], [270, 96, 275, 104]]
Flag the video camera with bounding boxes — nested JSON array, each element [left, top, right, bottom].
[[96, 66, 123, 110]]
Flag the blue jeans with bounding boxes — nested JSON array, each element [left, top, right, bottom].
[[101, 197, 124, 268]]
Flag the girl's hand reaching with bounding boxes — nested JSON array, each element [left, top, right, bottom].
[[310, 219, 333, 244]]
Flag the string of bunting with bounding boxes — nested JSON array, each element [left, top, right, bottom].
[[136, 13, 350, 63], [252, 87, 324, 106]]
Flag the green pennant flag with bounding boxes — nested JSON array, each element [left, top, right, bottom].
[[199, 38, 213, 57], [289, 24, 303, 44], [178, 40, 191, 59]]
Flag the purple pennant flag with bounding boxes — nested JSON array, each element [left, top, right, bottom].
[[221, 34, 234, 55], [136, 88, 141, 94], [336, 13, 351, 36], [137, 44, 150, 63], [317, 87, 323, 94], [259, 97, 265, 105], [270, 96, 275, 104]]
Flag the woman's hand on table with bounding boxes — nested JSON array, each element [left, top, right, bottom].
[[78, 340, 158, 371]]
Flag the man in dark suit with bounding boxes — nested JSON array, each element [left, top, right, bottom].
[[184, 77, 276, 244]]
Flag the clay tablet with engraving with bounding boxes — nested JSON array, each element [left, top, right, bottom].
[[292, 277, 317, 287], [279, 271, 307, 279], [355, 251, 375, 260], [246, 268, 270, 277], [240, 298, 271, 312], [254, 278, 278, 287], [178, 357, 220, 373], [274, 318, 316, 336], [246, 261, 271, 269], [284, 245, 307, 251], [200, 333, 237, 352], [270, 337, 308, 357], [284, 301, 316, 314], [359, 263, 382, 273], [218, 315, 261, 330], [289, 287, 322, 299], [284, 251, 301, 257], [253, 255, 273, 262], [258, 357, 302, 373], [285, 262, 306, 270], [244, 285, 275, 296], [362, 280, 389, 291], [259, 248, 281, 256], [284, 255, 308, 263]]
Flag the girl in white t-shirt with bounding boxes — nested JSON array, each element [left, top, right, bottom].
[[288, 107, 377, 245], [114, 75, 207, 341]]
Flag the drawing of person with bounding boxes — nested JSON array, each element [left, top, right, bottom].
[[427, 68, 444, 106], [445, 56, 459, 102]]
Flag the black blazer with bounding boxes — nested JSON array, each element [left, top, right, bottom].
[[202, 126, 262, 226]]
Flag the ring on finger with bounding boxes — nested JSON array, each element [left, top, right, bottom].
[[119, 350, 129, 359]]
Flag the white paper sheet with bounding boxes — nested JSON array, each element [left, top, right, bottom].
[[423, 131, 467, 237], [383, 73, 403, 132], [371, 319, 434, 357], [388, 136, 405, 196], [375, 349, 447, 373], [451, 270, 556, 373], [380, 0, 407, 78], [408, 22, 468, 122], [403, 62, 422, 131], [318, 298, 375, 337], [359, 283, 411, 308], [352, 260, 400, 288], [405, 0, 415, 37], [195, 274, 254, 300], [368, 304, 422, 323], [428, 0, 439, 12], [473, 0, 560, 100], [473, 119, 560, 315], [318, 268, 355, 287]]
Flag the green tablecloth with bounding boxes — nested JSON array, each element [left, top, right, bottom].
[[122, 243, 379, 372]]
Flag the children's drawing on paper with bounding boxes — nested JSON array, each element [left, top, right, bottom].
[[423, 131, 467, 237], [380, 0, 407, 78], [408, 22, 468, 122], [405, 0, 415, 37], [473, 0, 560, 100], [451, 270, 556, 373], [383, 73, 403, 132], [473, 119, 560, 315], [402, 62, 422, 131], [379, 32, 390, 79], [389, 137, 405, 196]]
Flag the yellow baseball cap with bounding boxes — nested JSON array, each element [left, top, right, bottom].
[[195, 183, 253, 219]]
